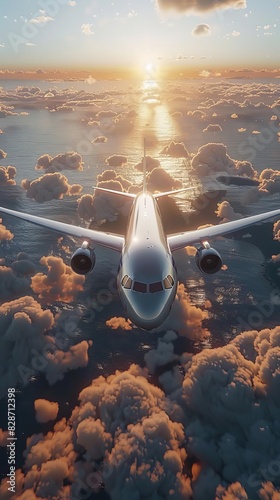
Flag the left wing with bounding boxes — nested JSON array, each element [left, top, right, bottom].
[[167, 208, 280, 251], [0, 206, 124, 252]]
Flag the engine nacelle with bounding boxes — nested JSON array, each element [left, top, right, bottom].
[[71, 241, 95, 275], [195, 245, 222, 275]]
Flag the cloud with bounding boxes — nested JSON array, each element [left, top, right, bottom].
[[35, 152, 83, 173], [30, 15, 54, 24], [203, 123, 223, 132], [234, 161, 257, 178], [148, 167, 182, 191], [0, 218, 14, 241], [0, 295, 92, 399], [192, 24, 212, 36], [215, 201, 242, 222], [105, 155, 127, 167], [191, 143, 235, 176], [158, 283, 210, 340], [92, 135, 108, 143], [258, 168, 280, 195], [0, 266, 30, 300], [232, 30, 241, 36], [200, 70, 211, 78], [156, 0, 246, 13], [21, 172, 83, 203], [144, 331, 179, 374], [0, 149, 7, 159], [273, 220, 280, 240], [11, 253, 37, 276], [31, 256, 85, 303], [134, 155, 161, 172], [0, 296, 53, 398], [160, 141, 189, 158], [0, 165, 16, 185], [81, 23, 94, 35], [4, 323, 280, 498], [78, 170, 134, 222], [34, 399, 59, 423], [106, 317, 133, 330]]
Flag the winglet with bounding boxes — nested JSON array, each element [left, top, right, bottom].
[[143, 138, 147, 194]]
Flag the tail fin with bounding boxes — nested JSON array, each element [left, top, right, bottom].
[[143, 138, 147, 194]]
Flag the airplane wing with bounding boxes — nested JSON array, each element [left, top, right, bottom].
[[167, 208, 280, 251], [0, 206, 124, 252], [153, 187, 194, 199], [93, 186, 136, 199]]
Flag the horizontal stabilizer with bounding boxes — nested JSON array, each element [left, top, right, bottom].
[[153, 187, 193, 199], [93, 186, 136, 199]]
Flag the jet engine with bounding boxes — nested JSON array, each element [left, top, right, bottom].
[[195, 242, 222, 275], [71, 241, 95, 275]]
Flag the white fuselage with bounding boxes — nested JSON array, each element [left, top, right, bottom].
[[117, 193, 177, 330]]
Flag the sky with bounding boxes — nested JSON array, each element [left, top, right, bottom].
[[0, 0, 279, 77]]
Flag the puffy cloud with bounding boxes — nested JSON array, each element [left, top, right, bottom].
[[134, 155, 161, 171], [21, 172, 83, 203], [148, 167, 182, 191], [5, 324, 280, 498], [187, 110, 207, 119], [34, 399, 59, 423], [31, 256, 85, 303], [156, 0, 246, 12], [105, 155, 127, 167], [159, 283, 210, 340], [0, 266, 30, 300], [106, 316, 133, 330], [0, 296, 53, 398], [11, 253, 36, 276], [191, 143, 236, 176], [30, 15, 54, 24], [185, 245, 197, 256], [0, 218, 13, 241], [215, 200, 242, 222], [78, 170, 134, 222], [144, 331, 179, 374], [81, 23, 94, 35], [192, 24, 212, 36], [234, 160, 257, 178], [203, 123, 223, 132], [273, 220, 280, 241], [160, 141, 189, 158], [92, 135, 108, 143], [0, 149, 7, 159], [0, 295, 92, 399], [259, 169, 280, 195], [35, 152, 83, 173], [0, 165, 16, 185]]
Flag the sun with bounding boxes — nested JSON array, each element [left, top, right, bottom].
[[145, 63, 154, 72]]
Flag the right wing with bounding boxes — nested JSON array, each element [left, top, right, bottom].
[[167, 208, 280, 251], [153, 187, 193, 199], [0, 206, 124, 252]]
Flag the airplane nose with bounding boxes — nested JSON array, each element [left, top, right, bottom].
[[127, 292, 170, 329]]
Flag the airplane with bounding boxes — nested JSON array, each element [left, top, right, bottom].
[[1, 141, 280, 330]]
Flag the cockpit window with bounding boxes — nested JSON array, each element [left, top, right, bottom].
[[164, 275, 174, 289], [122, 275, 132, 289], [149, 282, 163, 293], [133, 281, 147, 293]]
